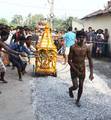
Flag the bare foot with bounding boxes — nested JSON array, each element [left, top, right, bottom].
[[19, 78, 23, 81], [75, 101, 81, 107], [0, 79, 8, 83], [2, 80, 8, 83], [69, 88, 74, 98], [22, 71, 27, 75]]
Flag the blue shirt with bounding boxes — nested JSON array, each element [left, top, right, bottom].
[[63, 31, 76, 47], [10, 43, 30, 55]]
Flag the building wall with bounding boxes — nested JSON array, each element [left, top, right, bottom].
[[82, 14, 111, 55], [72, 21, 84, 31]]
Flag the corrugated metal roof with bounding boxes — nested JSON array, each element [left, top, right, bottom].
[[82, 7, 111, 19]]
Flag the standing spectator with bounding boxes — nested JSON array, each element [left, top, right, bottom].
[[63, 26, 76, 62], [11, 26, 25, 44], [104, 28, 109, 57], [86, 27, 93, 43], [86, 27, 93, 54], [96, 29, 104, 57], [31, 28, 39, 45], [74, 27, 78, 33], [91, 30, 97, 57]]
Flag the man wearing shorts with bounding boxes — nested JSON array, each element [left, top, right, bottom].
[[63, 27, 76, 60]]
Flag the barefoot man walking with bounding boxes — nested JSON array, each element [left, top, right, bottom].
[[68, 31, 94, 107]]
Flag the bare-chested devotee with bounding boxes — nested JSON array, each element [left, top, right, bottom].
[[68, 31, 94, 107], [0, 24, 25, 83]]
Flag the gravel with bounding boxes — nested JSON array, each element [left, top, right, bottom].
[[31, 62, 111, 120]]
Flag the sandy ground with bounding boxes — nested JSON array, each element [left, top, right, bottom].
[[0, 65, 35, 120]]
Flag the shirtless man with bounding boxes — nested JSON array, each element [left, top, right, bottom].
[[0, 24, 24, 82], [68, 31, 94, 107]]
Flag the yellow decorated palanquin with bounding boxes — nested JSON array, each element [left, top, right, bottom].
[[35, 23, 57, 76]]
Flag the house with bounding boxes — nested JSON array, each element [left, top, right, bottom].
[[72, 18, 84, 31], [82, 0, 111, 55]]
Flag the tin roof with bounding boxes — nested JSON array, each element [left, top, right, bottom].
[[82, 1, 111, 19], [82, 8, 111, 19]]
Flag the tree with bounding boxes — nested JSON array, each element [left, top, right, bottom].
[[52, 16, 75, 31], [11, 15, 23, 26], [0, 18, 8, 24], [53, 18, 64, 31], [24, 14, 44, 29], [63, 16, 74, 30]]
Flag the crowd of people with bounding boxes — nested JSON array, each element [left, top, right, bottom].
[[52, 26, 110, 106], [85, 27, 109, 58], [0, 24, 38, 84], [53, 26, 110, 61], [0, 23, 109, 106], [53, 26, 94, 107]]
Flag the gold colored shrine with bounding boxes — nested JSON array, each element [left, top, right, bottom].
[[35, 24, 57, 76]]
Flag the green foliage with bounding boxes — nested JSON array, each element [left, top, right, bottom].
[[53, 18, 64, 31], [0, 14, 76, 31], [0, 18, 8, 24], [24, 14, 44, 29], [53, 16, 75, 31], [62, 16, 74, 30], [10, 14, 23, 26]]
